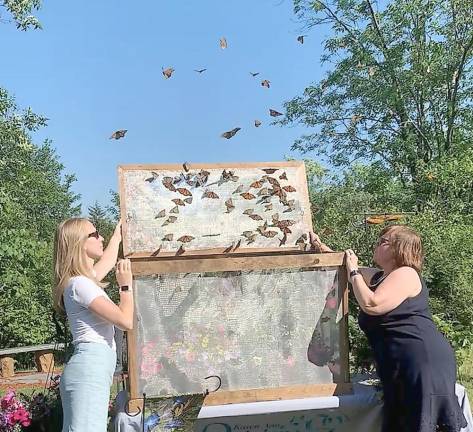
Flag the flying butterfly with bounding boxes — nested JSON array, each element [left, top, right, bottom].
[[155, 209, 166, 218], [243, 208, 254, 215], [183, 162, 191, 172], [162, 216, 177, 226], [297, 35, 307, 44], [202, 190, 219, 199], [184, 197, 193, 204], [260, 230, 277, 238], [249, 180, 264, 189], [221, 127, 241, 139], [176, 188, 192, 196], [170, 206, 179, 214], [366, 214, 404, 225], [220, 37, 228, 49], [177, 235, 195, 243], [145, 171, 159, 183], [269, 109, 283, 117], [279, 172, 288, 180], [162, 234, 174, 241], [109, 129, 127, 140], [249, 214, 263, 221], [162, 177, 176, 192], [194, 69, 207, 73], [233, 185, 244, 194], [262, 168, 278, 174], [261, 79, 270, 88], [240, 192, 256, 200], [250, 71, 260, 77], [221, 169, 239, 182], [283, 185, 297, 192], [172, 198, 185, 206], [254, 120, 262, 127], [162, 67, 175, 79], [225, 198, 235, 213], [151, 246, 161, 257]]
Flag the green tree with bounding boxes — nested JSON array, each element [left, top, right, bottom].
[[1, 0, 42, 30]]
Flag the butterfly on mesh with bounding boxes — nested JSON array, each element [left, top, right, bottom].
[[221, 127, 241, 139], [240, 192, 256, 200], [269, 109, 283, 117], [109, 129, 127, 140], [177, 188, 192, 196], [145, 171, 159, 182], [225, 198, 235, 213], [172, 198, 185, 206], [176, 245, 185, 255], [162, 234, 173, 241], [260, 230, 277, 238], [162, 216, 177, 226], [162, 177, 177, 192], [202, 190, 219, 199], [249, 180, 264, 189], [262, 168, 278, 174], [283, 185, 297, 192], [177, 235, 195, 243], [151, 246, 161, 257], [155, 210, 166, 218], [279, 172, 288, 180], [162, 67, 175, 79], [248, 214, 263, 221]]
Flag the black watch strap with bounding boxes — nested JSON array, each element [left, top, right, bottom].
[[349, 269, 360, 279], [120, 285, 130, 292]]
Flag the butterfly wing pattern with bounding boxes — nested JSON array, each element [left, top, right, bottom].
[[120, 163, 311, 256]]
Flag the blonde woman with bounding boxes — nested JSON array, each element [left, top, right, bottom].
[[311, 226, 467, 432], [53, 218, 134, 431]]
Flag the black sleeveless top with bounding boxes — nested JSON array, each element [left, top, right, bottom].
[[358, 271, 467, 432]]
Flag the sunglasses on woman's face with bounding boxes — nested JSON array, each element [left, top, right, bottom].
[[87, 230, 100, 239]]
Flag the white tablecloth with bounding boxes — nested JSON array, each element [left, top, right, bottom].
[[113, 382, 473, 432]]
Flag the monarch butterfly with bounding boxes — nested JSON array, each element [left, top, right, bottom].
[[254, 120, 262, 127], [269, 109, 283, 117], [283, 185, 297, 192], [250, 72, 259, 77], [249, 214, 263, 221], [260, 230, 277, 238], [249, 180, 264, 189], [172, 199, 185, 206], [295, 234, 307, 246], [266, 176, 280, 186], [162, 234, 173, 241], [162, 216, 177, 226], [177, 188, 192, 196], [240, 192, 256, 200], [184, 197, 193, 204], [243, 208, 254, 215], [297, 35, 306, 44], [264, 204, 273, 212], [194, 69, 207, 73], [162, 67, 175, 79], [246, 234, 257, 244], [279, 172, 288, 180], [202, 190, 219, 199], [109, 129, 127, 140], [262, 168, 278, 174], [155, 210, 166, 218], [170, 206, 179, 214], [183, 162, 191, 172], [257, 188, 270, 196], [225, 198, 235, 213], [176, 245, 185, 255], [177, 235, 195, 243], [261, 79, 270, 88], [145, 171, 159, 182], [272, 213, 280, 223], [233, 239, 241, 250], [219, 37, 227, 49], [242, 231, 254, 239], [221, 128, 241, 139], [162, 177, 176, 192], [279, 233, 288, 246], [275, 219, 296, 229]]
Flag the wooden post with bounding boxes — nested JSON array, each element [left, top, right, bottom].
[[0, 356, 15, 378], [34, 350, 54, 373]]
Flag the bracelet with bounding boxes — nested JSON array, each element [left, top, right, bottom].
[[349, 269, 360, 281]]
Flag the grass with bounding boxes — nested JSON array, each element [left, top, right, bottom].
[[459, 348, 473, 397]]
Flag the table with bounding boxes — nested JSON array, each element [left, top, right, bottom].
[[113, 382, 473, 431]]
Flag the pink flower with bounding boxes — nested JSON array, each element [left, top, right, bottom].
[[326, 297, 338, 309]]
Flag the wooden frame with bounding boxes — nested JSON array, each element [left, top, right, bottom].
[[118, 161, 313, 258], [126, 252, 350, 412]]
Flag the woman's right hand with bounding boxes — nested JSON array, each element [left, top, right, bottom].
[[309, 231, 334, 253], [116, 258, 133, 288]]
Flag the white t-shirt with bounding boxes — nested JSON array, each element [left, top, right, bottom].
[[63, 275, 116, 350]]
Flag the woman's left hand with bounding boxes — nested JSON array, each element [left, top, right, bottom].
[[345, 249, 359, 278]]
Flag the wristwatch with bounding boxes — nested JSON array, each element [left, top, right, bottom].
[[349, 269, 360, 281], [119, 285, 130, 292]]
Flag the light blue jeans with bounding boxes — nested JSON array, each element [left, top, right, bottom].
[[60, 342, 116, 431]]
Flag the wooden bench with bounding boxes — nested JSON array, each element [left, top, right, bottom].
[[0, 343, 65, 378]]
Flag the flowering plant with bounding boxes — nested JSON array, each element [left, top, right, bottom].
[[0, 389, 31, 431]]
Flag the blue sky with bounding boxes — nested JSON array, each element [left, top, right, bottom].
[[1, 0, 331, 213]]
